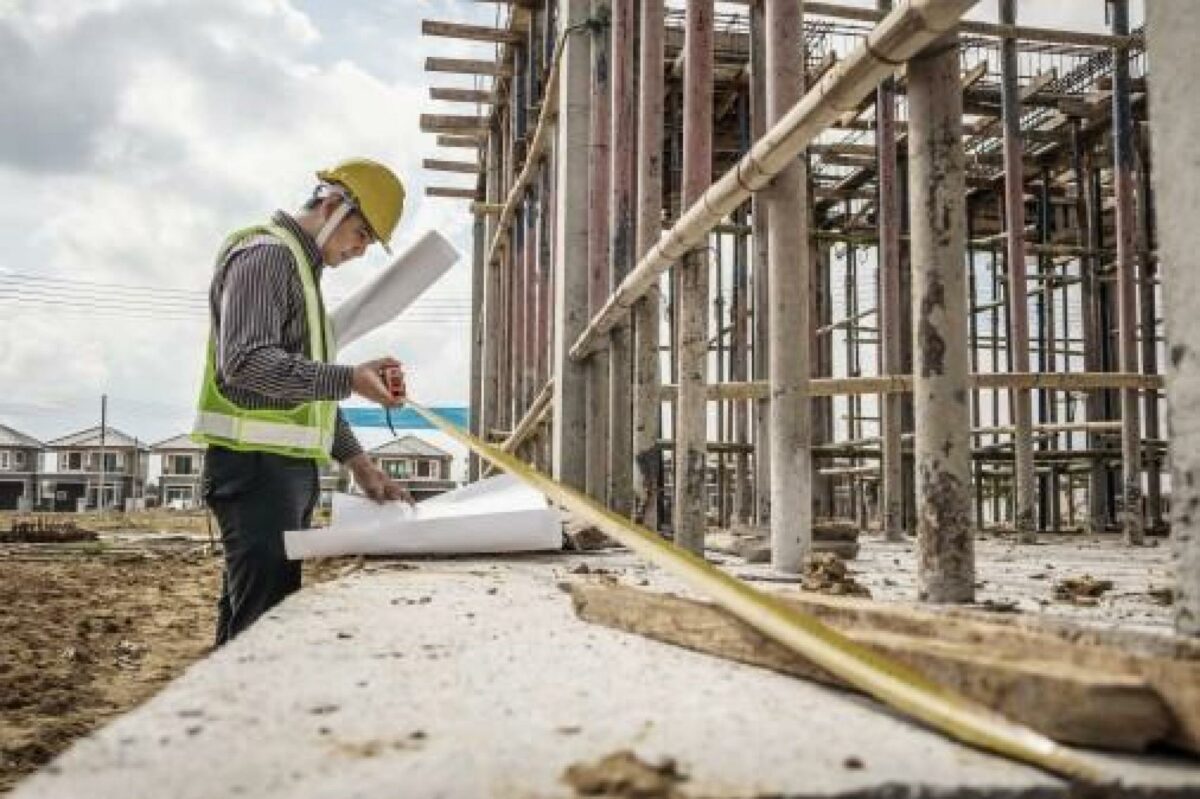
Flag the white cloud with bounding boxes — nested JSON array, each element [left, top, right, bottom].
[[0, 0, 492, 477]]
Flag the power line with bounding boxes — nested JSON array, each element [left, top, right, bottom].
[[0, 269, 472, 306], [0, 298, 471, 324]]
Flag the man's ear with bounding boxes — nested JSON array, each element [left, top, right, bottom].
[[319, 196, 340, 220]]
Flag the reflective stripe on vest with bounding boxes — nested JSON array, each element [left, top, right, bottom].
[[191, 222, 338, 461]]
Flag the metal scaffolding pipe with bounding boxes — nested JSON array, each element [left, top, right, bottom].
[[999, 0, 1036, 544], [908, 30, 974, 603], [764, 0, 812, 573], [568, 0, 979, 362], [608, 0, 636, 516], [877, 0, 903, 543], [1112, 0, 1144, 546], [749, 0, 771, 527], [482, 125, 505, 445], [469, 209, 486, 479], [586, 0, 612, 503], [673, 0, 713, 555], [633, 0, 665, 530]]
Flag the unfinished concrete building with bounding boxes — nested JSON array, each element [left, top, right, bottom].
[[420, 0, 1196, 630]]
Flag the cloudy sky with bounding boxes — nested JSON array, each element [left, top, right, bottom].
[[0, 0, 500, 469], [0, 0, 1139, 474]]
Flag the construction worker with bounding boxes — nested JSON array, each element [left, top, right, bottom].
[[193, 158, 411, 645]]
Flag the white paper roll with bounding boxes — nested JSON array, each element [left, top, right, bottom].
[[284, 475, 562, 559], [329, 229, 460, 351]]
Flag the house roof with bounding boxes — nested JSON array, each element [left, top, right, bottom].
[[150, 433, 205, 452], [46, 425, 148, 450], [369, 434, 451, 459], [0, 424, 43, 449]]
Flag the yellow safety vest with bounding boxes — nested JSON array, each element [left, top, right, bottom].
[[191, 223, 337, 461]]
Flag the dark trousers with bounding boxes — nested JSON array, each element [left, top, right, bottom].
[[203, 446, 318, 646]]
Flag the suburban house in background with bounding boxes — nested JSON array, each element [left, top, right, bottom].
[[364, 435, 456, 501], [151, 434, 205, 509], [0, 424, 43, 511], [41, 426, 149, 511], [319, 461, 349, 510]]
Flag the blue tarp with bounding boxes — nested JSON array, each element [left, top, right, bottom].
[[341, 405, 469, 431]]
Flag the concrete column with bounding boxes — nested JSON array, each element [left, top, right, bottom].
[[633, 0, 664, 529], [551, 0, 593, 489], [999, 0, 1036, 543], [907, 33, 974, 604], [877, 0, 903, 541], [586, 0, 612, 503], [1112, 0, 1144, 546], [763, 0, 810, 573], [673, 0, 713, 555], [748, 0, 771, 527], [608, 0, 636, 517], [1146, 0, 1200, 635]]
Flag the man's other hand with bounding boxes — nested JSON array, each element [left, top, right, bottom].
[[346, 454, 415, 505]]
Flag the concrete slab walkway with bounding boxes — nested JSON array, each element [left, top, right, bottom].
[[12, 553, 1200, 798]]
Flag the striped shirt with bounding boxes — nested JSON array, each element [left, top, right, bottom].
[[208, 210, 363, 463]]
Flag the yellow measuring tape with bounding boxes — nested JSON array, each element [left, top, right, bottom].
[[405, 400, 1107, 784]]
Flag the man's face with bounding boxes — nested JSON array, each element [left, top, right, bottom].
[[320, 202, 374, 267]]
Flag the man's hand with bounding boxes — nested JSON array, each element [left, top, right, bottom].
[[352, 357, 406, 407], [346, 453, 414, 505]]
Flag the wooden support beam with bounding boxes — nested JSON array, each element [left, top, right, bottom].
[[567, 582, 1195, 752], [430, 87, 494, 104], [960, 60, 988, 90], [438, 134, 484, 149], [425, 186, 480, 199], [424, 158, 481, 174], [425, 57, 513, 77], [420, 114, 490, 136], [422, 19, 524, 45], [1020, 68, 1058, 103], [471, 201, 505, 216]]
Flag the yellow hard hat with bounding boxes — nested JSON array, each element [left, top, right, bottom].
[[316, 158, 405, 251]]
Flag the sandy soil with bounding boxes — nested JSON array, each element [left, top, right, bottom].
[[0, 529, 346, 794]]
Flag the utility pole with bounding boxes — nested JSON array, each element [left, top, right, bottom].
[[98, 394, 107, 512]]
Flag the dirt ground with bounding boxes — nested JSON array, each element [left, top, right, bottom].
[[0, 514, 346, 794]]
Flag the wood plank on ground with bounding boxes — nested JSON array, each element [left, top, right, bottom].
[[566, 582, 1178, 752]]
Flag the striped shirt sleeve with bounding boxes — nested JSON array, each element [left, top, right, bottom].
[[332, 410, 364, 463], [216, 242, 355, 404]]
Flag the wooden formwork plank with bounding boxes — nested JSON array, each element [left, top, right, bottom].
[[430, 87, 494, 104], [422, 20, 524, 45], [568, 582, 1183, 752], [424, 159, 481, 174], [425, 57, 514, 77], [425, 187, 479, 199]]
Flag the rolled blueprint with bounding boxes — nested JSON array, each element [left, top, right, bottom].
[[329, 229, 460, 351], [284, 474, 562, 559]]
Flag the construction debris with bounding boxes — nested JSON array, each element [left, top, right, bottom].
[[562, 750, 687, 799], [802, 553, 871, 597], [1, 518, 97, 544], [1053, 575, 1115, 605]]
